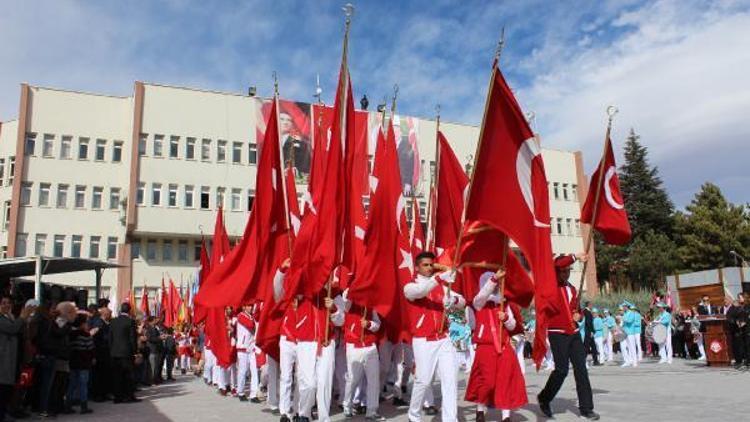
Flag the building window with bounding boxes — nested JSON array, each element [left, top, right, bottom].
[[552, 182, 560, 200], [194, 244, 202, 261], [25, 133, 36, 156], [109, 188, 120, 210], [137, 183, 145, 205], [75, 185, 86, 208], [112, 141, 123, 162], [575, 219, 581, 236], [57, 184, 68, 208], [184, 185, 194, 208], [178, 240, 188, 262], [201, 139, 211, 161], [152, 183, 162, 206], [16, 233, 28, 256], [201, 186, 210, 210], [92, 187, 103, 209], [163, 240, 173, 262], [153, 134, 164, 157], [169, 136, 179, 158], [42, 134, 54, 157], [35, 234, 46, 256], [38, 183, 51, 207], [232, 142, 242, 164], [107, 237, 117, 259], [565, 218, 573, 236], [168, 184, 178, 207], [8, 157, 15, 186], [53, 235, 65, 257], [186, 137, 196, 160], [95, 139, 106, 161], [71, 235, 82, 258], [139, 134, 147, 156], [247, 189, 255, 211], [3, 201, 10, 230], [89, 236, 100, 258], [556, 218, 563, 235], [146, 240, 157, 260], [217, 140, 227, 163], [571, 184, 578, 200], [562, 183, 569, 201], [78, 137, 89, 159], [21, 182, 32, 206], [60, 136, 72, 159], [248, 143, 257, 164], [131, 240, 141, 259], [0, 158, 4, 185], [231, 188, 241, 211], [216, 187, 225, 209]]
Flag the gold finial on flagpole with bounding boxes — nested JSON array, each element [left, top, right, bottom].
[[606, 105, 618, 126], [343, 3, 354, 25], [495, 26, 506, 63]]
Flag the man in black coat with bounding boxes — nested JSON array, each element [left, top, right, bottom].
[[89, 306, 112, 401], [109, 303, 140, 403], [146, 317, 166, 384]]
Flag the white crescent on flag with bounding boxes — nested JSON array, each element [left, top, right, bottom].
[[603, 166, 624, 210], [516, 137, 550, 228]]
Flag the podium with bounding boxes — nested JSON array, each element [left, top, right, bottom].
[[699, 316, 733, 366]]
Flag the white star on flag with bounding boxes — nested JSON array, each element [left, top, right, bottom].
[[399, 248, 413, 274]]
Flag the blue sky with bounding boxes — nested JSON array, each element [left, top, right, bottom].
[[1, 0, 748, 207]]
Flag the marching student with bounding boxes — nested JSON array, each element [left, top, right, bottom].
[[465, 270, 527, 422], [602, 309, 616, 362], [235, 304, 261, 402], [404, 251, 465, 422], [537, 253, 599, 420], [273, 259, 300, 422], [656, 303, 673, 364], [340, 289, 386, 421], [621, 302, 640, 367], [592, 309, 605, 364]]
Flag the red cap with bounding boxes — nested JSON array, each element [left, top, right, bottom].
[[554, 254, 575, 271]]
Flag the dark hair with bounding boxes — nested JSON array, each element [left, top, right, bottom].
[[98, 298, 110, 308], [0, 293, 12, 302], [120, 302, 131, 314], [414, 251, 436, 265], [73, 313, 88, 327]]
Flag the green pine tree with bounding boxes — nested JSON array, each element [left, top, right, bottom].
[[675, 182, 750, 271], [618, 129, 675, 239]]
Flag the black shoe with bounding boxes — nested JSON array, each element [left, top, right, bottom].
[[476, 410, 486, 422], [250, 397, 262, 403], [298, 418, 310, 422], [423, 406, 438, 416], [538, 394, 553, 418], [279, 416, 291, 422], [580, 410, 600, 420], [239, 396, 249, 402], [392, 397, 408, 407]]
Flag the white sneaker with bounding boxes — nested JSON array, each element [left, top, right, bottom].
[[620, 363, 631, 367]]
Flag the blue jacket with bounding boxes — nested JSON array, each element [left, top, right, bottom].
[[593, 317, 604, 338]]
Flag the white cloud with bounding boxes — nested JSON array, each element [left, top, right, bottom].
[[518, 0, 750, 206]]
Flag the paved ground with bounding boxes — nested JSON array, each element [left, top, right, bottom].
[[41, 358, 749, 422]]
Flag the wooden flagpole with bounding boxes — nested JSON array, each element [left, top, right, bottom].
[[576, 106, 617, 304], [273, 72, 295, 258], [425, 105, 440, 251]]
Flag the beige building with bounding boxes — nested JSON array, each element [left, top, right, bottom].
[[0, 82, 597, 305]]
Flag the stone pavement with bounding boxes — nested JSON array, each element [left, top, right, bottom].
[[47, 358, 748, 422]]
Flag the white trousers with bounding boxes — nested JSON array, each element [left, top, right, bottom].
[[343, 344, 380, 416], [635, 333, 643, 361], [266, 355, 280, 409], [237, 349, 259, 398], [594, 337, 604, 362], [297, 340, 336, 422], [515, 338, 526, 375], [626, 334, 639, 366], [605, 331, 614, 361], [695, 333, 706, 359], [203, 348, 215, 383], [334, 339, 347, 404], [658, 327, 673, 363], [408, 337, 458, 422], [279, 337, 299, 417]]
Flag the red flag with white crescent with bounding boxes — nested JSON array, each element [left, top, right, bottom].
[[580, 137, 631, 245]]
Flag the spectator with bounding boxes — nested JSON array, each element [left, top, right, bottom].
[[146, 317, 165, 385], [109, 303, 140, 403], [0, 295, 34, 421], [89, 306, 113, 402], [164, 327, 177, 381], [66, 313, 95, 414]]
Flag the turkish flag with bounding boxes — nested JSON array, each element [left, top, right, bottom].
[[463, 65, 557, 369], [169, 280, 182, 325], [459, 222, 534, 307], [434, 131, 469, 263], [160, 278, 172, 327], [410, 197, 425, 255], [348, 122, 404, 318], [281, 65, 351, 303], [192, 238, 211, 324], [255, 160, 300, 362], [139, 286, 150, 318], [581, 137, 631, 245], [196, 100, 288, 308]]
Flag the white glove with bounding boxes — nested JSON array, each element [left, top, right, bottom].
[[439, 271, 456, 284]]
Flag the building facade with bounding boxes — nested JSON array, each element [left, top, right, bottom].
[[0, 82, 597, 305]]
